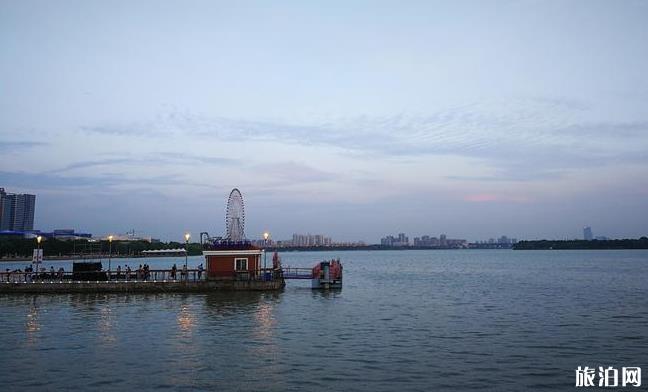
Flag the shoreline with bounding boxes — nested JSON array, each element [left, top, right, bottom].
[[4, 245, 647, 263], [0, 254, 155, 263], [1, 246, 479, 262]]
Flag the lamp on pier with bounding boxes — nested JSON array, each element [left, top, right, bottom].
[[263, 232, 270, 271], [35, 236, 42, 268], [184, 232, 191, 276], [108, 235, 114, 280]]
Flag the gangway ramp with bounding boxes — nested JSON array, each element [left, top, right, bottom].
[[282, 268, 312, 280]]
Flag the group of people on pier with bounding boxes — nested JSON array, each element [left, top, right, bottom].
[[168, 263, 204, 281], [110, 263, 204, 281], [2, 265, 65, 283], [1, 262, 206, 283], [113, 264, 150, 281]]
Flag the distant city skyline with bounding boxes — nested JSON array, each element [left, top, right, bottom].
[[2, 1, 647, 242], [0, 186, 631, 244]]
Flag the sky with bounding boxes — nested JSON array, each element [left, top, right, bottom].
[[1, 0, 648, 242]]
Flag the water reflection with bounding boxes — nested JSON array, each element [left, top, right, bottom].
[[311, 289, 343, 300], [25, 296, 40, 346], [69, 293, 108, 312], [203, 292, 268, 317], [177, 303, 196, 335], [98, 305, 116, 345], [167, 297, 201, 390], [252, 300, 276, 342]]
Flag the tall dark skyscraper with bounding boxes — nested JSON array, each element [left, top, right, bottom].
[[0, 188, 36, 231]]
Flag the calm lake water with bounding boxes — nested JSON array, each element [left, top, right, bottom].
[[1, 249, 647, 391]]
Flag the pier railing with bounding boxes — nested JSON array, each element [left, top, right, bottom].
[[0, 268, 286, 284], [0, 269, 208, 283], [281, 267, 314, 280]]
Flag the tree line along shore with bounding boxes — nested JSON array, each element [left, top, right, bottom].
[[513, 237, 648, 250], [2, 237, 648, 261], [0, 238, 204, 261]]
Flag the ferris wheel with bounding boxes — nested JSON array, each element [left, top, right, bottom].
[[225, 188, 245, 241]]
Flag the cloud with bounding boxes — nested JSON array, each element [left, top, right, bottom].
[[554, 121, 648, 139], [78, 98, 648, 182], [463, 193, 531, 203], [51, 152, 238, 173], [79, 124, 162, 137], [0, 170, 194, 190], [162, 152, 237, 166], [252, 161, 337, 184], [0, 170, 121, 188], [0, 141, 48, 152]]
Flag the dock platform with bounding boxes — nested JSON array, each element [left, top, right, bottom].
[[0, 279, 284, 293], [0, 269, 285, 293]]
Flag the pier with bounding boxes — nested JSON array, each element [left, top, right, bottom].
[[0, 260, 343, 293], [0, 269, 285, 293]]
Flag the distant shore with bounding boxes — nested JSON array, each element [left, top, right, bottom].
[[1, 245, 485, 262], [513, 238, 648, 250], [4, 239, 646, 262], [0, 254, 149, 263]]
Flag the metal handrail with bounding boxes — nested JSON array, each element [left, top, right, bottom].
[[0, 269, 207, 283], [281, 267, 314, 279], [0, 268, 285, 283]]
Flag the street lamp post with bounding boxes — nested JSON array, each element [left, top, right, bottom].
[[108, 235, 113, 280], [36, 236, 42, 271], [263, 232, 270, 272], [184, 232, 191, 279]]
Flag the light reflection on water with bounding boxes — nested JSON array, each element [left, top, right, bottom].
[[98, 305, 116, 345], [25, 298, 40, 346], [177, 303, 195, 335], [1, 250, 648, 391], [253, 298, 276, 340]]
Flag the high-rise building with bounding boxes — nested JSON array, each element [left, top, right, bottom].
[[381, 233, 409, 247], [290, 233, 332, 247], [414, 235, 440, 247], [440, 234, 447, 247], [409, 233, 467, 248], [0, 188, 36, 231], [583, 226, 593, 241]]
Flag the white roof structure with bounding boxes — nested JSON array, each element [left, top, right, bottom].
[[142, 248, 187, 254]]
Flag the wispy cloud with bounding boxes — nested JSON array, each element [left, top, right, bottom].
[[0, 170, 195, 190], [463, 193, 532, 203], [0, 141, 48, 152], [51, 152, 238, 173], [553, 121, 648, 139], [79, 99, 648, 182], [252, 161, 337, 184]]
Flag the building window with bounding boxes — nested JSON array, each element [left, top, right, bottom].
[[235, 258, 248, 271]]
